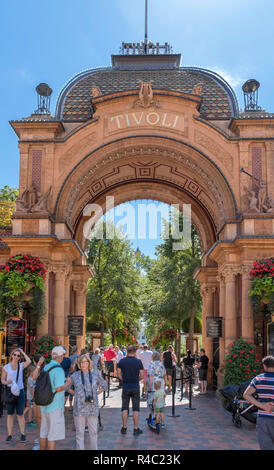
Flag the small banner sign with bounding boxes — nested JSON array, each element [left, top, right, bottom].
[[206, 317, 223, 338], [5, 318, 27, 356], [68, 316, 84, 336]]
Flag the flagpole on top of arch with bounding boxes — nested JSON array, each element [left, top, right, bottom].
[[144, 0, 148, 54]]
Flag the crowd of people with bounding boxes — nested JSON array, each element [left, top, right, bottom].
[[1, 342, 274, 450]]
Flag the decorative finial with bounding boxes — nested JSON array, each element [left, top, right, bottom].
[[35, 83, 52, 114], [242, 79, 260, 112]]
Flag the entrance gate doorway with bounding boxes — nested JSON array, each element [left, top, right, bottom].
[[1, 44, 274, 387]]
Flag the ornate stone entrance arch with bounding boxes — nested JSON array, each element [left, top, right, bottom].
[[2, 45, 274, 383], [54, 137, 237, 256]]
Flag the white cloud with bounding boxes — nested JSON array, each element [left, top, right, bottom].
[[205, 67, 246, 89], [18, 68, 34, 85]]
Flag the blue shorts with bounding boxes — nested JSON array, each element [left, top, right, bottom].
[[6, 389, 25, 416]]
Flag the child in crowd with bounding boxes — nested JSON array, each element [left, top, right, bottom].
[[153, 380, 166, 432], [23, 366, 36, 426]]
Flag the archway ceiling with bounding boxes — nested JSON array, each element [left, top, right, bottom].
[[74, 181, 216, 255], [55, 137, 237, 252]]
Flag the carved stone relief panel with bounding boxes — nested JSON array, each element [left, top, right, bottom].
[[194, 129, 233, 175]]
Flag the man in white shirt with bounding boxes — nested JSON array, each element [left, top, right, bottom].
[[139, 345, 153, 397], [115, 346, 124, 365], [136, 345, 143, 360], [115, 346, 124, 388]]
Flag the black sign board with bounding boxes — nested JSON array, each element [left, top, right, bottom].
[[5, 318, 27, 356], [206, 317, 223, 338], [268, 322, 274, 356], [68, 316, 84, 336]]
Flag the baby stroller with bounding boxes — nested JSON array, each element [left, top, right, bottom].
[[219, 381, 258, 428]]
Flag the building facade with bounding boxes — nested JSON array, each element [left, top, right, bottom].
[[1, 43, 274, 378]]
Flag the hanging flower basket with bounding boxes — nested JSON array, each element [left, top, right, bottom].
[[249, 258, 274, 314], [0, 254, 47, 325], [113, 328, 138, 346], [152, 329, 178, 348]]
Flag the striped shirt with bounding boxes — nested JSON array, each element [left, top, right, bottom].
[[250, 372, 274, 419]]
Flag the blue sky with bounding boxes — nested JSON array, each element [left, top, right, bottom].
[[1, 0, 274, 256]]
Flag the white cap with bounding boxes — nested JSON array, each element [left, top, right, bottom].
[[52, 346, 66, 357]]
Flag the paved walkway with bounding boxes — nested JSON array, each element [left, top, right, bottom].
[[0, 383, 259, 451]]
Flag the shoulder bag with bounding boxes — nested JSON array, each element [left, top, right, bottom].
[[4, 364, 20, 405]]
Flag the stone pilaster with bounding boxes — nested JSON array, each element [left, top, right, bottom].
[[222, 266, 241, 352], [72, 281, 88, 350], [52, 265, 70, 347], [216, 274, 226, 367], [36, 265, 50, 337], [241, 265, 254, 343], [200, 285, 216, 385]]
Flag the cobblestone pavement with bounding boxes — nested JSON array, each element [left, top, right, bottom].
[[0, 382, 259, 451]]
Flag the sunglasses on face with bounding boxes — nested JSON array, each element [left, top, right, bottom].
[[13, 354, 21, 358]]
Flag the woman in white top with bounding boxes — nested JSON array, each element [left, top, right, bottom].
[[1, 348, 31, 442]]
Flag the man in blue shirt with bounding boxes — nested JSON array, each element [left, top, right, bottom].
[[40, 346, 70, 451], [117, 345, 144, 436], [244, 355, 274, 450]]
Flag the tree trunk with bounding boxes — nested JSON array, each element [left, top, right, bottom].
[[100, 311, 104, 347], [176, 330, 181, 364], [174, 331, 181, 364], [189, 305, 195, 353]]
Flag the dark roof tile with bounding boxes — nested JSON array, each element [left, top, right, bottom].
[[56, 67, 238, 121]]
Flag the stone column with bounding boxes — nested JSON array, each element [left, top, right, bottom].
[[242, 265, 254, 343], [37, 266, 50, 337], [201, 285, 215, 386], [215, 274, 226, 388], [218, 275, 226, 367], [53, 268, 67, 346], [223, 267, 239, 352], [63, 270, 72, 352], [73, 281, 88, 350]]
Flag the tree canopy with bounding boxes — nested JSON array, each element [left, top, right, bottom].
[[142, 217, 202, 355], [86, 222, 144, 345], [0, 185, 18, 227]]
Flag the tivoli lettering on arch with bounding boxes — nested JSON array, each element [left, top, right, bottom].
[[106, 110, 186, 134]]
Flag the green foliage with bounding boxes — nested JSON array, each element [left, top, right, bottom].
[[0, 254, 46, 325], [0, 186, 18, 227], [152, 329, 178, 348], [223, 338, 261, 386], [249, 258, 274, 315], [31, 334, 61, 364], [86, 221, 143, 344], [113, 328, 138, 346], [181, 315, 202, 334], [0, 186, 19, 202], [249, 277, 274, 302], [143, 218, 202, 346]]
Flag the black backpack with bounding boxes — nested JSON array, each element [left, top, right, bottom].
[[34, 365, 62, 406]]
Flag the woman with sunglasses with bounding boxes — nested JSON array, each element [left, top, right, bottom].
[[66, 354, 107, 450], [1, 348, 31, 442]]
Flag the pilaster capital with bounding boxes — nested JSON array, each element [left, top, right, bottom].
[[18, 142, 30, 153], [73, 281, 87, 294], [219, 265, 241, 282], [241, 264, 253, 280], [200, 285, 217, 299], [51, 264, 71, 280], [216, 274, 225, 286]]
